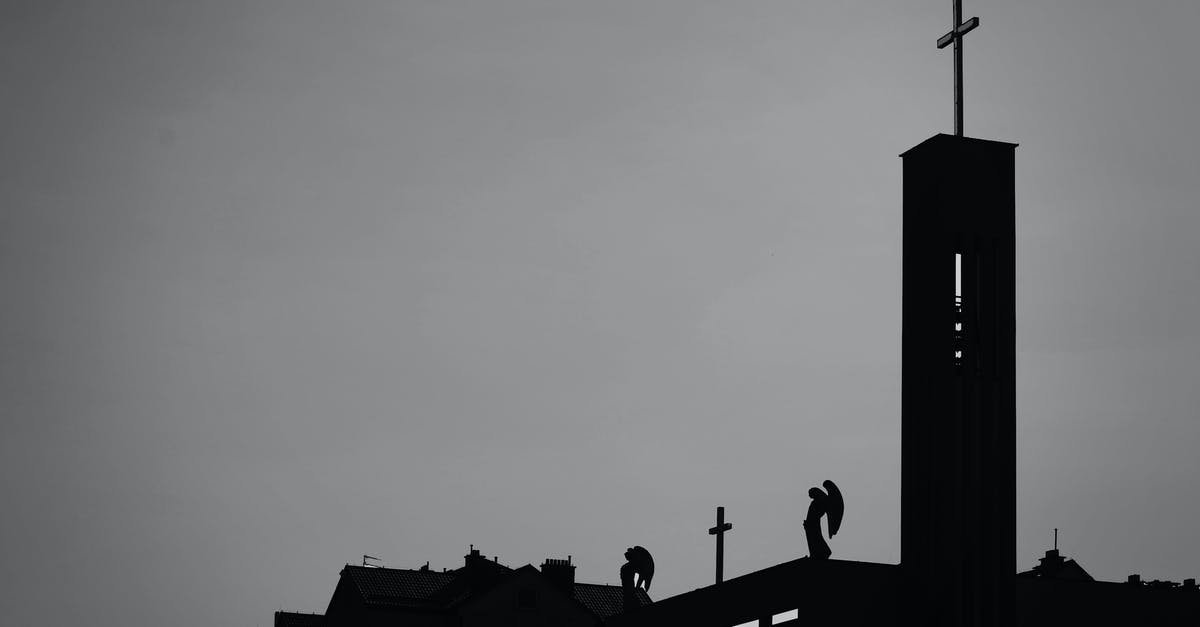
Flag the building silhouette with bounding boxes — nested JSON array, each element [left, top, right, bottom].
[[276, 548, 649, 627]]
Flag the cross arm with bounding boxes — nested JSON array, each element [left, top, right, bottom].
[[937, 16, 979, 49], [708, 523, 732, 535]]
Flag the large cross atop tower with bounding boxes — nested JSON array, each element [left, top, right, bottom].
[[937, 0, 979, 137]]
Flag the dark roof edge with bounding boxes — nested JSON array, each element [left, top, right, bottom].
[[899, 133, 1019, 157]]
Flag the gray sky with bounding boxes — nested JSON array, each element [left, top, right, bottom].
[[3, 1, 1200, 625]]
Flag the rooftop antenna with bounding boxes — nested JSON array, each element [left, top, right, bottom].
[[363, 554, 381, 567], [1054, 528, 1058, 551]]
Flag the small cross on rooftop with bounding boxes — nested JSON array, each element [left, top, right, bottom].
[[708, 506, 733, 584]]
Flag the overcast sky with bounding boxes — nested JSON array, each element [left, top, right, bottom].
[[3, 2, 1200, 625]]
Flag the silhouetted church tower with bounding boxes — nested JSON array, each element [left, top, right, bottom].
[[899, 2, 1016, 624], [900, 134, 1017, 625]]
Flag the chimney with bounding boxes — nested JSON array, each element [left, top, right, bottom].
[[462, 545, 502, 592], [464, 545, 485, 568], [540, 556, 576, 594], [1127, 574, 1142, 586]]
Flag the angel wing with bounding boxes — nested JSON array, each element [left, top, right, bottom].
[[632, 546, 654, 591], [822, 480, 844, 537]]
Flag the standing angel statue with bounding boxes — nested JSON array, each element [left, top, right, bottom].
[[804, 479, 844, 560]]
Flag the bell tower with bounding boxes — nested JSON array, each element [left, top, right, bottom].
[[900, 133, 1016, 626]]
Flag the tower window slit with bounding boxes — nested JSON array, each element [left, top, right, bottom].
[[955, 253, 964, 366]]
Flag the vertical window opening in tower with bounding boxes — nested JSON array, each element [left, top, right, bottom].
[[955, 253, 964, 367]]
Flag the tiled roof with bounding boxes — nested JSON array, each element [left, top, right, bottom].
[[274, 611, 323, 627], [342, 565, 457, 607], [573, 582, 651, 620]]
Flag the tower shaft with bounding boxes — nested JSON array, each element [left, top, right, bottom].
[[900, 134, 1016, 626]]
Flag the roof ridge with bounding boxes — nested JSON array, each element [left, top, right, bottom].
[[344, 564, 458, 572]]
